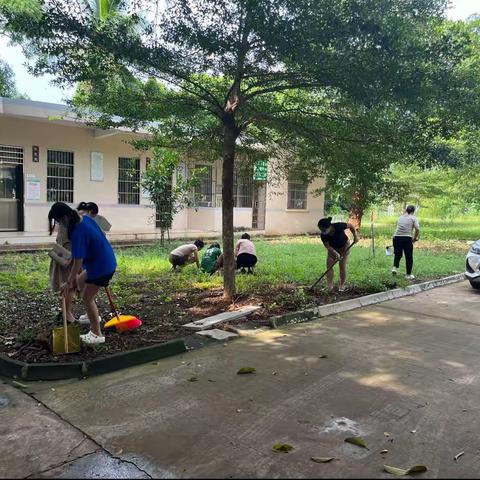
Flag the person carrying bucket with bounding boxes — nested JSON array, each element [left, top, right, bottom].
[[48, 202, 117, 345], [318, 217, 359, 292], [391, 205, 420, 280]]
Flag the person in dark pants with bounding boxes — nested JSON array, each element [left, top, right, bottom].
[[318, 217, 358, 292], [169, 239, 205, 270], [392, 205, 420, 280], [235, 233, 257, 274]]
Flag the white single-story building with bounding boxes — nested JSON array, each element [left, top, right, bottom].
[[0, 97, 325, 241]]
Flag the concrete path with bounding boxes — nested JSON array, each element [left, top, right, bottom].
[[3, 280, 480, 478]]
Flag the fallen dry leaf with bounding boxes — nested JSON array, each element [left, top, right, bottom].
[[272, 443, 294, 453], [384, 464, 428, 476], [311, 457, 335, 463], [237, 367, 256, 374], [454, 451, 465, 462], [344, 437, 368, 449]]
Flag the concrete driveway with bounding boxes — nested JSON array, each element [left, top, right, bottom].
[[2, 280, 480, 479]]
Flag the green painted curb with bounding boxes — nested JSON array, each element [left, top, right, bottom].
[[270, 274, 465, 329], [0, 339, 187, 381]]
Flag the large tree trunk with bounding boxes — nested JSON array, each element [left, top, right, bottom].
[[348, 190, 366, 231], [222, 122, 238, 301], [348, 205, 364, 231]]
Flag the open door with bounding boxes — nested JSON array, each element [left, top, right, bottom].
[[0, 145, 24, 231], [252, 181, 266, 230]]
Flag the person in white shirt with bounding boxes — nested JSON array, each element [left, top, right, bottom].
[[86, 202, 112, 232], [392, 205, 420, 280], [235, 233, 257, 274], [169, 239, 205, 270]]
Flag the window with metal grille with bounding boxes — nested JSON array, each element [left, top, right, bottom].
[[47, 150, 74, 203], [234, 168, 253, 208], [287, 175, 308, 210], [118, 157, 140, 204], [194, 164, 213, 207], [0, 145, 24, 164]]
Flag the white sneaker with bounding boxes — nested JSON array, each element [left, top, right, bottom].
[[405, 274, 415, 280], [80, 331, 105, 345], [338, 285, 346, 292], [77, 314, 102, 325], [392, 267, 397, 275]]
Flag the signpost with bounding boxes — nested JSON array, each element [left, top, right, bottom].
[[253, 160, 268, 181]]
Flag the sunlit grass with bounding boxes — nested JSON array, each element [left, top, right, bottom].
[[0, 229, 468, 302]]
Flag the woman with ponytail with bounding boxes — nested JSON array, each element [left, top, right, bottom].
[[317, 216, 359, 292], [48, 204, 79, 324], [48, 202, 117, 345]]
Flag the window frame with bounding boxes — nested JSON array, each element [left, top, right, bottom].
[[193, 164, 214, 207], [287, 175, 308, 210], [47, 149, 74, 204], [233, 168, 254, 208], [118, 157, 141, 205]]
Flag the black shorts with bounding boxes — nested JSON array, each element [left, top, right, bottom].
[[237, 253, 257, 269], [169, 254, 187, 267], [86, 271, 115, 287]]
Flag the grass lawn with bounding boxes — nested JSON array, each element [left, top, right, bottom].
[[0, 227, 471, 362]]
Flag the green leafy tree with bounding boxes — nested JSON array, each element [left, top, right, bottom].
[[1, 0, 468, 299], [142, 148, 203, 245], [0, 58, 21, 97]]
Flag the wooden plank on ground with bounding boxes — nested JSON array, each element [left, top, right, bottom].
[[183, 306, 261, 331]]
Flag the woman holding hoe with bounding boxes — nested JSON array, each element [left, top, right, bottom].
[[48, 202, 117, 345], [318, 217, 359, 292]]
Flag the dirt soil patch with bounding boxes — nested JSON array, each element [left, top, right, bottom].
[[0, 281, 380, 364]]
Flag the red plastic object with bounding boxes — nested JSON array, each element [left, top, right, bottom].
[[104, 314, 142, 332]]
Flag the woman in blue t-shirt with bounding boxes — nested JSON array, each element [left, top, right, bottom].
[[318, 217, 358, 292], [48, 202, 117, 345]]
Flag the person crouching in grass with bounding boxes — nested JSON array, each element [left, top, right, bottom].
[[48, 202, 117, 345], [201, 242, 223, 274], [235, 233, 257, 274], [169, 239, 205, 271]]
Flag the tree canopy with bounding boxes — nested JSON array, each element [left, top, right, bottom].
[[1, 0, 476, 298], [0, 57, 22, 98]]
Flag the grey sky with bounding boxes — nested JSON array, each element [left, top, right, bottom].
[[0, 0, 478, 104]]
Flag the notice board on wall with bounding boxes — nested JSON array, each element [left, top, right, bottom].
[[26, 180, 41, 200], [91, 152, 104, 181]]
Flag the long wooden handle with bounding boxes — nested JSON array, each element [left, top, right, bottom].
[[310, 242, 355, 290], [105, 287, 121, 322], [62, 295, 69, 353]]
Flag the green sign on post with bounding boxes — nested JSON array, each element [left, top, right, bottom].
[[253, 160, 268, 181]]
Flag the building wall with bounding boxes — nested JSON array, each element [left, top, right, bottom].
[[0, 116, 157, 232], [0, 113, 324, 236], [264, 176, 325, 235]]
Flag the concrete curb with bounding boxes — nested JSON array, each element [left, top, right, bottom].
[[270, 274, 465, 329], [0, 339, 187, 381]]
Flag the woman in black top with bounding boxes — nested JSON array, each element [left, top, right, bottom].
[[318, 217, 358, 291]]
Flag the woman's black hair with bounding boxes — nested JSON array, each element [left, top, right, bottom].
[[86, 202, 99, 214], [209, 242, 221, 249], [194, 239, 205, 250], [241, 233, 251, 240], [48, 202, 81, 239], [76, 201, 88, 212], [318, 217, 333, 230], [406, 205, 415, 214]]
